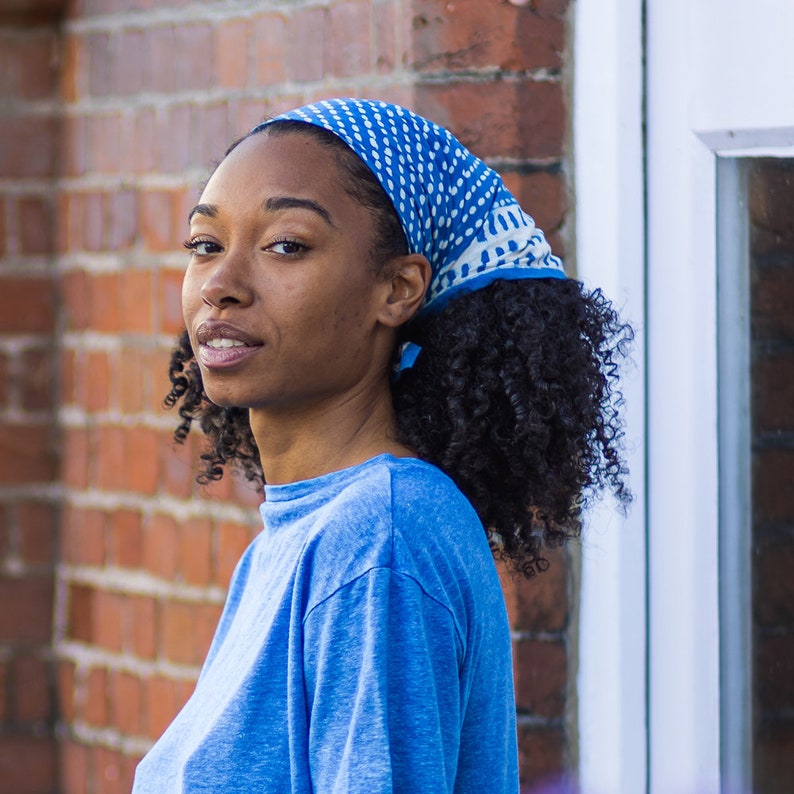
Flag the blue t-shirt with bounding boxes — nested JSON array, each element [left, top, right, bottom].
[[132, 454, 518, 792]]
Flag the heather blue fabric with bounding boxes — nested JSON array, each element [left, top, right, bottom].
[[253, 98, 566, 316], [132, 455, 518, 793]]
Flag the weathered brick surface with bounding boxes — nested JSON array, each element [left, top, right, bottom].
[[0, 0, 575, 790]]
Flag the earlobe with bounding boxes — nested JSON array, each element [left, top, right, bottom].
[[378, 254, 431, 327]]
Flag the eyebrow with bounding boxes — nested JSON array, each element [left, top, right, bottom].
[[187, 197, 337, 229], [264, 196, 336, 228], [188, 203, 218, 223]]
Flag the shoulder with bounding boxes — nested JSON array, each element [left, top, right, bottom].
[[299, 455, 494, 615]]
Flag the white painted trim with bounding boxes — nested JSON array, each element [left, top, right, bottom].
[[573, 1, 647, 792]]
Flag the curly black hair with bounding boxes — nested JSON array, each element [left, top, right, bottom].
[[166, 121, 632, 577]]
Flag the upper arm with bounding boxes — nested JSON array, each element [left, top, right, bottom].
[[303, 567, 463, 794]]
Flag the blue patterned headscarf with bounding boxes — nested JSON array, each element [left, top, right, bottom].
[[252, 98, 566, 316]]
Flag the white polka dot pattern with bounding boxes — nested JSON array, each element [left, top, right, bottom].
[[253, 98, 566, 314]]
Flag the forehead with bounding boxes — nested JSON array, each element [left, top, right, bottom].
[[200, 132, 346, 204]]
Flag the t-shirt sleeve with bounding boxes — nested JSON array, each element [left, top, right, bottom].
[[302, 566, 464, 794]]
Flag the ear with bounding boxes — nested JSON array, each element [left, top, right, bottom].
[[377, 254, 431, 328]]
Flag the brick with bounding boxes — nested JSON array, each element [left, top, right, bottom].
[[140, 189, 178, 252], [89, 271, 121, 332], [196, 603, 223, 660], [752, 266, 794, 340], [62, 506, 106, 566], [0, 116, 57, 178], [60, 269, 91, 330], [159, 267, 187, 336], [83, 191, 104, 251], [130, 108, 156, 174], [88, 112, 123, 174], [216, 19, 249, 89], [753, 352, 794, 433], [94, 590, 124, 652], [12, 653, 51, 723], [0, 423, 57, 483], [286, 6, 327, 83], [81, 666, 108, 726], [754, 449, 794, 523], [0, 353, 8, 405], [84, 350, 110, 411], [117, 29, 146, 95], [411, 0, 565, 73], [109, 509, 143, 569], [93, 424, 126, 491], [106, 188, 138, 250], [127, 594, 156, 659], [499, 548, 569, 633], [415, 80, 566, 161], [500, 170, 566, 238], [58, 660, 76, 723], [86, 32, 111, 97], [120, 269, 154, 334], [0, 736, 57, 794], [93, 745, 127, 794], [0, 196, 6, 257], [754, 536, 794, 626], [0, 574, 53, 643], [144, 674, 179, 738], [178, 517, 212, 586], [513, 638, 567, 717], [125, 425, 159, 494], [60, 33, 83, 103], [62, 427, 90, 490], [0, 276, 55, 332], [159, 430, 195, 500], [156, 103, 191, 172], [750, 160, 794, 238], [67, 583, 94, 643], [19, 347, 55, 411], [60, 739, 89, 794], [18, 196, 54, 255], [17, 501, 57, 565], [8, 33, 59, 100], [252, 12, 287, 86], [160, 599, 199, 665], [0, 662, 6, 723], [116, 346, 144, 413], [174, 24, 215, 92], [145, 25, 177, 95], [144, 513, 178, 580], [373, 1, 397, 74], [109, 670, 142, 734], [328, 1, 371, 77], [216, 521, 254, 586], [754, 721, 794, 793], [756, 633, 794, 711], [517, 726, 567, 789], [193, 103, 231, 176]]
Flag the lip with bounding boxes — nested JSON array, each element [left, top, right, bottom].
[[194, 320, 264, 369]]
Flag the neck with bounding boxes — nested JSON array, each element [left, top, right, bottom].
[[249, 382, 414, 485]]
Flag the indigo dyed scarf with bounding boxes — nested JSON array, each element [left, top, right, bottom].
[[252, 98, 566, 317]]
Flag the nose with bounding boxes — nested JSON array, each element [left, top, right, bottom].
[[199, 252, 255, 309]]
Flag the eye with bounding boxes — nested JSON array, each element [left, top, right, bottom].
[[267, 238, 307, 256], [184, 238, 222, 256]]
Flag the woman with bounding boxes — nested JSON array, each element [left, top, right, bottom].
[[133, 98, 630, 793]]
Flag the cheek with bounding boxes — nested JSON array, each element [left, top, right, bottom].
[[181, 271, 201, 325]]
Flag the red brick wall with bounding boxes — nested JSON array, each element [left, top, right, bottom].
[[1, 1, 574, 791], [0, 3, 62, 791]]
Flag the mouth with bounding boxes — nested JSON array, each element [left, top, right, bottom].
[[195, 322, 264, 369]]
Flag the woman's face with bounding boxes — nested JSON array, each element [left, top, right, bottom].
[[182, 131, 397, 413]]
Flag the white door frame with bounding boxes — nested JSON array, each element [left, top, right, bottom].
[[575, 1, 794, 792]]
